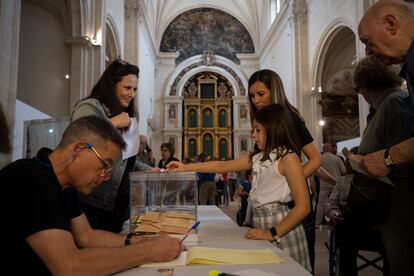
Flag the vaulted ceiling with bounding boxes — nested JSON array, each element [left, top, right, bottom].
[[140, 0, 271, 54]]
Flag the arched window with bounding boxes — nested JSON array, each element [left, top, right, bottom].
[[188, 138, 197, 158], [203, 133, 213, 158], [188, 109, 197, 128], [218, 109, 227, 127], [202, 108, 213, 127], [219, 138, 228, 160]]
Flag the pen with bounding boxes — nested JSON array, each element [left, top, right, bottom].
[[180, 221, 200, 242]]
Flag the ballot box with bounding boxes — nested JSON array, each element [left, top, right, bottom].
[[129, 172, 198, 235]]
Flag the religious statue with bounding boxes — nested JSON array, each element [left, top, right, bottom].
[[168, 104, 176, 120], [240, 136, 247, 151], [202, 50, 214, 66], [239, 104, 247, 119], [217, 82, 228, 98]]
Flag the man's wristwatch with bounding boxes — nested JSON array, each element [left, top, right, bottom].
[[384, 149, 396, 168], [270, 227, 281, 243]]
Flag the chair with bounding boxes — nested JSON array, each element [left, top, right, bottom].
[[324, 222, 386, 276]]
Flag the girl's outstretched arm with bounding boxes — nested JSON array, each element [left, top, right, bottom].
[[166, 154, 252, 174]]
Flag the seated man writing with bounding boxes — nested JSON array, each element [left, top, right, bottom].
[[0, 116, 182, 275]]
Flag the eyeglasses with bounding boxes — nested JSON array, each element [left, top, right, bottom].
[[86, 143, 112, 173]]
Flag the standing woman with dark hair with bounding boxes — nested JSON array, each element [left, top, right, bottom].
[[248, 69, 322, 272], [248, 69, 322, 178], [71, 59, 139, 233]]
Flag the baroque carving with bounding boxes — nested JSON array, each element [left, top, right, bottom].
[[160, 8, 254, 64]]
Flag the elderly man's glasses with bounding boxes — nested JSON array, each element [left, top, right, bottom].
[[86, 143, 112, 173]]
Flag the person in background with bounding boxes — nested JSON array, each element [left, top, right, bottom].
[[357, 0, 414, 175], [158, 142, 179, 169], [197, 154, 217, 205], [215, 172, 224, 205], [134, 135, 159, 172], [71, 58, 139, 233], [0, 116, 182, 275], [0, 104, 11, 169], [315, 143, 346, 228], [168, 104, 312, 271], [222, 171, 229, 206], [228, 171, 238, 201], [349, 55, 411, 275], [330, 143, 345, 163], [235, 170, 252, 226], [358, 7, 414, 274], [248, 69, 321, 272], [136, 134, 155, 167]]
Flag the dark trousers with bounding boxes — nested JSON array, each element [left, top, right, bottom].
[[380, 185, 414, 276], [335, 221, 388, 276]]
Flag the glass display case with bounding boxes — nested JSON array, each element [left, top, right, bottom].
[[129, 172, 198, 235]]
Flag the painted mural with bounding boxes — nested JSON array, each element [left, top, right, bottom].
[[160, 8, 255, 64]]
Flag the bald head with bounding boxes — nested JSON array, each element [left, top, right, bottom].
[[358, 0, 414, 65]]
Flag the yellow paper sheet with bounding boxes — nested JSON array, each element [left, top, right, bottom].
[[140, 211, 162, 222], [135, 223, 160, 233], [140, 251, 188, 268], [139, 246, 283, 268], [162, 217, 195, 228], [164, 212, 196, 220], [186, 246, 284, 265]]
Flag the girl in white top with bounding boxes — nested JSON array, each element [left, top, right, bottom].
[[167, 104, 311, 270]]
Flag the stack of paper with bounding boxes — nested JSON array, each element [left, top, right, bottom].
[[187, 247, 284, 265], [134, 211, 196, 235], [141, 246, 283, 268]]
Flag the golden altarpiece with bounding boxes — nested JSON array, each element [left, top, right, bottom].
[[182, 72, 233, 160]]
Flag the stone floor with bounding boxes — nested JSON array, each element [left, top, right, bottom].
[[218, 198, 383, 276]]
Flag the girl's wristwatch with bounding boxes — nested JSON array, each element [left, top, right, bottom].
[[270, 227, 281, 243]]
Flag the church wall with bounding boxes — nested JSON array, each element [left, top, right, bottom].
[[17, 3, 71, 118], [259, 13, 296, 106], [152, 53, 177, 161], [307, 0, 358, 82], [137, 23, 156, 137], [106, 0, 125, 56], [307, 0, 360, 146]]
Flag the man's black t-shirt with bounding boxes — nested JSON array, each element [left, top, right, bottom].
[[0, 148, 83, 275]]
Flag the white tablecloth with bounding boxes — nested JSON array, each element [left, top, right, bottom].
[[116, 206, 311, 276]]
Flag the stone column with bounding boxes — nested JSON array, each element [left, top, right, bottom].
[[0, 0, 21, 163]]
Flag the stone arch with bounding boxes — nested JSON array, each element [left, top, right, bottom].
[[105, 14, 121, 64], [312, 22, 359, 144], [312, 20, 355, 88], [18, 1, 72, 117], [162, 54, 251, 160], [165, 55, 248, 97]]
